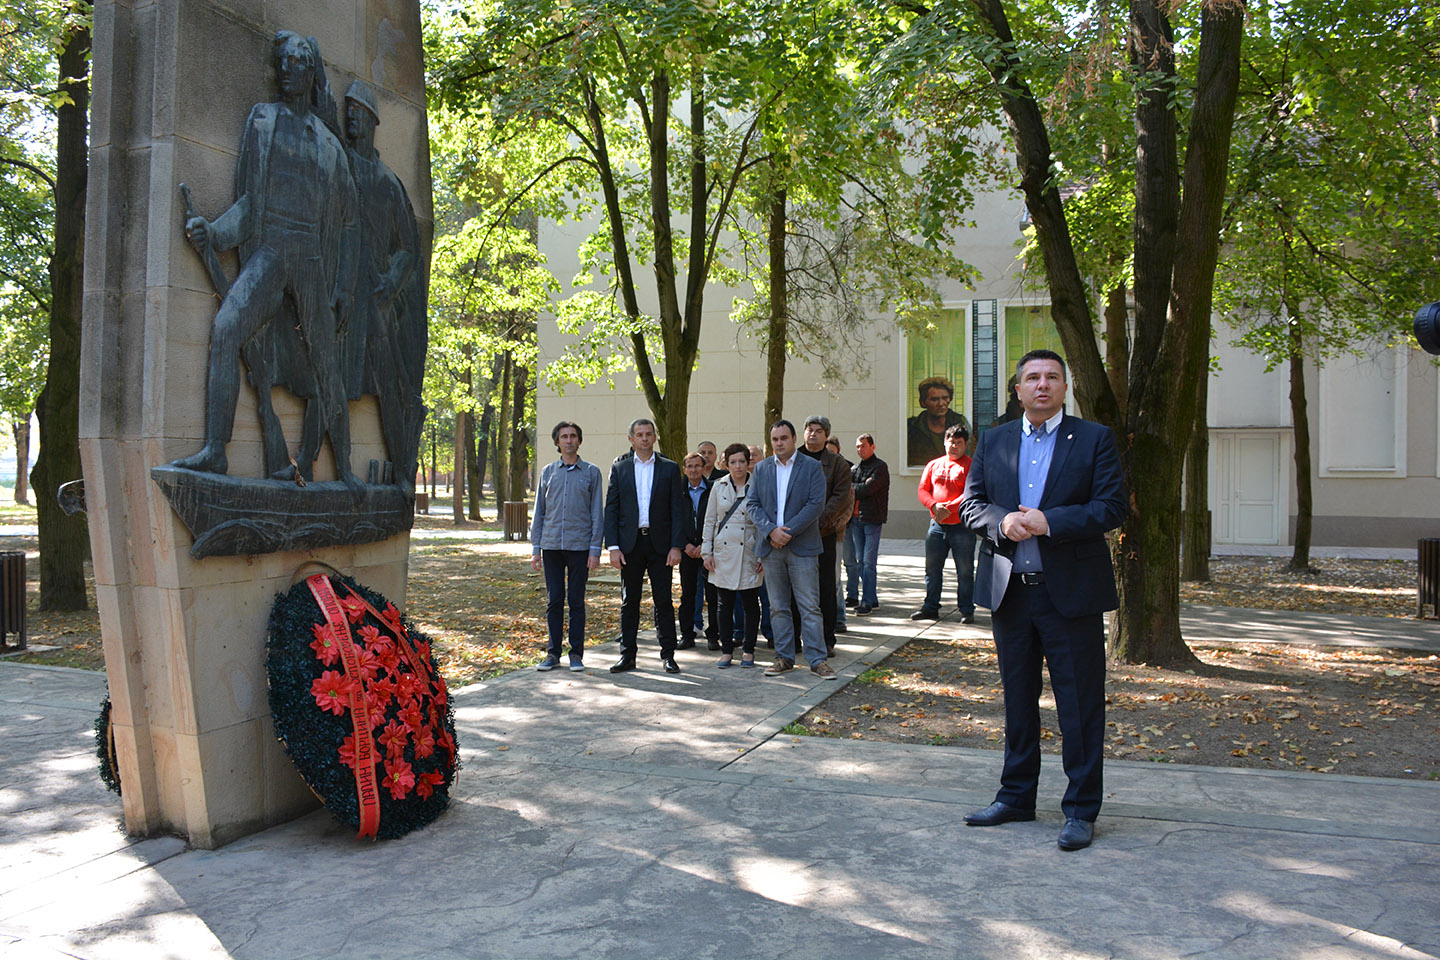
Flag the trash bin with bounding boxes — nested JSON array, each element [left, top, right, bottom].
[[1418, 539, 1440, 618], [503, 502, 530, 541], [1, 551, 26, 651]]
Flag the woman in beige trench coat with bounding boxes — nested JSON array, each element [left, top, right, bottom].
[[702, 443, 763, 667]]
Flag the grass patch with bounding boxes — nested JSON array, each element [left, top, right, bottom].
[[855, 665, 895, 685]]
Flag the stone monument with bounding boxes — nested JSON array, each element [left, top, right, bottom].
[[80, 1, 431, 848]]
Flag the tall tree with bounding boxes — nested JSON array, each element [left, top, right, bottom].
[[871, 0, 1244, 664], [29, 1, 90, 611], [432, 0, 847, 457], [1215, 0, 1439, 571], [0, 1, 64, 506]]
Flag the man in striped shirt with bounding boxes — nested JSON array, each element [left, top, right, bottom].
[[530, 421, 605, 671]]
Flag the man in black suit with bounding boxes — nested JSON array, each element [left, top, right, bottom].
[[604, 418, 687, 674], [960, 350, 1126, 851], [676, 452, 714, 650]]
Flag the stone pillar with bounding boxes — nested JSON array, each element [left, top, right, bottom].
[[80, 0, 431, 848]]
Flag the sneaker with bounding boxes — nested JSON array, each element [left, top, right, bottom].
[[855, 604, 872, 615], [536, 655, 561, 671], [811, 660, 838, 680], [834, 623, 848, 634], [568, 658, 585, 672], [763, 657, 794, 676], [845, 597, 858, 608]]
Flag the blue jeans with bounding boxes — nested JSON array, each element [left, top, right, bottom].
[[923, 521, 975, 616], [542, 549, 591, 658], [849, 521, 882, 607], [763, 549, 826, 667]]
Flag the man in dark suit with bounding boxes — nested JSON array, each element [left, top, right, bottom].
[[604, 418, 687, 674], [959, 350, 1125, 851], [676, 452, 715, 650]]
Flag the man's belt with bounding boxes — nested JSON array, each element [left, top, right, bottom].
[[1012, 571, 1046, 585]]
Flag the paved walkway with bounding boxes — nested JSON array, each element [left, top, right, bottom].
[[2, 550, 1438, 959]]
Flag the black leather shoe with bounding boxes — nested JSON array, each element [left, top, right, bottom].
[[707, 639, 721, 651], [910, 609, 941, 621], [1057, 818, 1094, 850], [960, 612, 975, 624], [963, 801, 1036, 826], [676, 637, 696, 650], [661, 656, 681, 674], [609, 658, 637, 674]]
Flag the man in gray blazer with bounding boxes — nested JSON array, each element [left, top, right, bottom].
[[746, 420, 836, 679]]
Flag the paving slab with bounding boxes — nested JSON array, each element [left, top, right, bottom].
[[2, 554, 1439, 959]]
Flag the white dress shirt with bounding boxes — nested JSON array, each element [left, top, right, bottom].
[[774, 454, 795, 527], [633, 453, 655, 528]]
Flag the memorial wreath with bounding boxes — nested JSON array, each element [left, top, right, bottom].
[[267, 569, 458, 839]]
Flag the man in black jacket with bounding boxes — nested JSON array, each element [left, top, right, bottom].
[[604, 418, 686, 674], [849, 433, 890, 614], [798, 415, 854, 656]]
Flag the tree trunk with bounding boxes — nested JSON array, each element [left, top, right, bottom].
[[465, 410, 481, 519], [31, 11, 89, 611], [475, 398, 494, 507], [762, 183, 787, 451], [452, 410, 467, 523], [1182, 370, 1210, 581], [12, 416, 31, 505], [508, 359, 529, 501], [1103, 283, 1129, 421], [496, 352, 513, 504], [1287, 314, 1312, 571]]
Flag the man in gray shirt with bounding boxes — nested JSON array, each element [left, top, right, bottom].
[[530, 421, 605, 671]]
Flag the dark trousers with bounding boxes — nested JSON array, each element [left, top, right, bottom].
[[619, 532, 677, 659], [678, 552, 715, 641], [797, 533, 838, 651], [732, 582, 773, 642], [718, 587, 760, 655], [991, 576, 1107, 822], [542, 549, 590, 659]]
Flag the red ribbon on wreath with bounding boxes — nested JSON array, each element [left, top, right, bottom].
[[307, 575, 382, 839]]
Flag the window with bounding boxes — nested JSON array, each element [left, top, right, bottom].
[[905, 306, 969, 468]]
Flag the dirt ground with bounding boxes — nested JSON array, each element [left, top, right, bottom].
[[796, 556, 1440, 781], [5, 510, 1437, 781]]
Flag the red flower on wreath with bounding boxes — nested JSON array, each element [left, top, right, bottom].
[[353, 646, 381, 684], [310, 670, 355, 715], [338, 734, 376, 771], [369, 675, 397, 704], [340, 594, 367, 624], [400, 702, 424, 733], [310, 624, 340, 666], [378, 718, 409, 760], [364, 696, 389, 728], [361, 623, 395, 658], [436, 728, 456, 762], [412, 724, 436, 759], [394, 673, 421, 705], [415, 770, 445, 800], [384, 758, 415, 799]]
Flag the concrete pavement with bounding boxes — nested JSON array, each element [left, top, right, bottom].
[[2, 547, 1438, 959]]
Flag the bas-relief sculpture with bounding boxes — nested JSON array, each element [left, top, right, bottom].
[[152, 31, 428, 559]]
